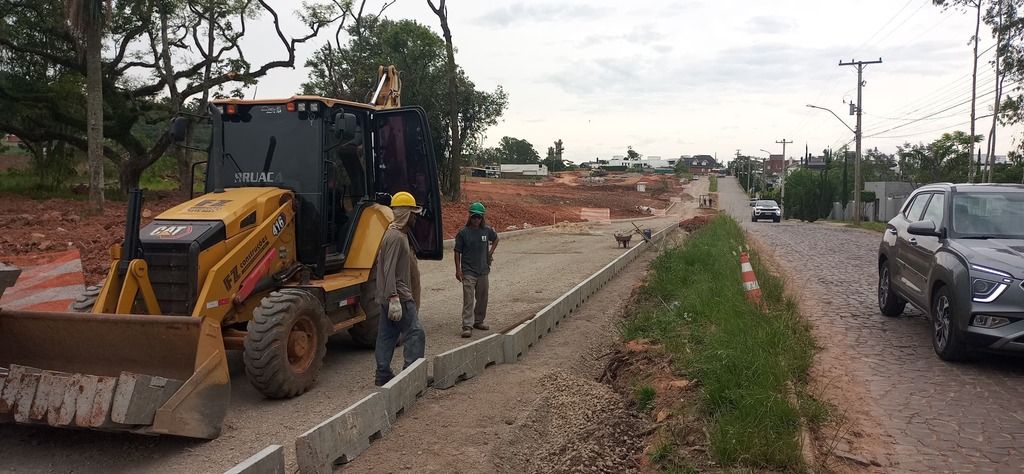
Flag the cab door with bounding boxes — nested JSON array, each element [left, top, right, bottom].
[[373, 107, 444, 260], [902, 192, 945, 305]]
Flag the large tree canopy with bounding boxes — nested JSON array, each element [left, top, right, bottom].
[[300, 15, 508, 201], [0, 0, 338, 195]]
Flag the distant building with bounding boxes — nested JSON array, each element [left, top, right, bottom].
[[678, 155, 719, 175], [500, 163, 548, 176]]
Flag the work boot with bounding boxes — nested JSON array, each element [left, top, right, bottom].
[[473, 322, 490, 331], [461, 327, 472, 338]]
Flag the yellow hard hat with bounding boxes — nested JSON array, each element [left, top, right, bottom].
[[390, 191, 418, 208]]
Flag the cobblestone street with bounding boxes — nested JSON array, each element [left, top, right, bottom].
[[721, 178, 1024, 472]]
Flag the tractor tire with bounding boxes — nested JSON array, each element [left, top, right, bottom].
[[69, 284, 104, 313], [348, 266, 380, 349], [243, 289, 328, 398]]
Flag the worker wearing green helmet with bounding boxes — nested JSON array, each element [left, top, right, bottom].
[[454, 201, 499, 338]]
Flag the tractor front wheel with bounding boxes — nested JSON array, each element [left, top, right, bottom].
[[244, 289, 328, 398]]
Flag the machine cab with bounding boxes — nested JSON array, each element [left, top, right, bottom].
[[199, 97, 443, 277]]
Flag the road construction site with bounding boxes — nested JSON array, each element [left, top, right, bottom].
[[0, 175, 708, 472]]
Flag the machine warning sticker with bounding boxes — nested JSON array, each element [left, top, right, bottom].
[[149, 225, 193, 240], [272, 214, 286, 236], [187, 199, 232, 213]]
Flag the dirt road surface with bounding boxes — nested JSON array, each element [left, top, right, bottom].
[[0, 176, 708, 472]]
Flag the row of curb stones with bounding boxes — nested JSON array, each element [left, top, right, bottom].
[[225, 223, 677, 474]]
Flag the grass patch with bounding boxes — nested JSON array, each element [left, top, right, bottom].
[[634, 385, 657, 413], [709, 175, 718, 192], [621, 214, 817, 471]]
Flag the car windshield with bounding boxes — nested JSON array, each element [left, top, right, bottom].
[[756, 200, 779, 207], [952, 191, 1024, 239]]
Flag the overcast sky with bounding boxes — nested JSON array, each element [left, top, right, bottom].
[[243, 0, 1021, 165]]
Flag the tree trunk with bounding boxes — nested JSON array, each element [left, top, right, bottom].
[[86, 23, 105, 212], [429, 0, 461, 202], [968, 1, 981, 182], [987, 0, 1004, 184], [119, 153, 148, 194]]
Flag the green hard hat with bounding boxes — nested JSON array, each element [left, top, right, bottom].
[[469, 202, 485, 215]]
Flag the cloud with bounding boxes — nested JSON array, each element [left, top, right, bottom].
[[746, 16, 797, 35], [477, 3, 610, 27]]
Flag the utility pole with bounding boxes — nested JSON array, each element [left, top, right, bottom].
[[840, 58, 882, 225], [776, 138, 793, 216]]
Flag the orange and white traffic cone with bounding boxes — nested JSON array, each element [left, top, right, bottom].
[[740, 252, 765, 308]]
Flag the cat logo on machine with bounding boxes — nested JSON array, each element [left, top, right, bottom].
[[149, 225, 193, 240], [272, 214, 287, 236]]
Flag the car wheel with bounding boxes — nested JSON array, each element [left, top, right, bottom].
[[751, 216, 757, 222], [877, 261, 905, 317], [932, 286, 969, 361], [773, 217, 780, 223]]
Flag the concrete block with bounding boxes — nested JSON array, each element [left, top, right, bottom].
[[432, 334, 505, 389], [502, 319, 536, 363], [534, 310, 553, 338], [379, 358, 427, 424], [73, 374, 117, 428], [111, 372, 185, 425], [0, 370, 7, 423], [48, 373, 81, 426], [0, 365, 40, 418], [0, 264, 20, 299], [295, 392, 389, 473], [12, 371, 41, 423], [223, 445, 285, 474]]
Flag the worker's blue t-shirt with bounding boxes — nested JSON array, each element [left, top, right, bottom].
[[454, 225, 498, 277]]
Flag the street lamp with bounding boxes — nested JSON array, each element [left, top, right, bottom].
[[807, 104, 860, 224]]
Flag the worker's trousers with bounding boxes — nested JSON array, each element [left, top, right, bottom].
[[461, 273, 489, 329], [374, 300, 425, 386]]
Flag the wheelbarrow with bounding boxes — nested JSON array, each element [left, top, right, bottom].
[[614, 223, 652, 248], [614, 232, 633, 248]]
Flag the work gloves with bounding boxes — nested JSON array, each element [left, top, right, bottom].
[[387, 296, 403, 321]]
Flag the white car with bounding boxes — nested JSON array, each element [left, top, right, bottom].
[[751, 200, 781, 222]]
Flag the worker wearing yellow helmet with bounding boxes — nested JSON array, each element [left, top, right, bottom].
[[374, 191, 425, 386]]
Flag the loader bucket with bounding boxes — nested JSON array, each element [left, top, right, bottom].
[[0, 309, 230, 439]]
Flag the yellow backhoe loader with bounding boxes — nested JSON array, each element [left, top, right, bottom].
[[0, 66, 443, 439]]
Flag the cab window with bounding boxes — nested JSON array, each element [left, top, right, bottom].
[[904, 193, 931, 221], [920, 192, 945, 226]]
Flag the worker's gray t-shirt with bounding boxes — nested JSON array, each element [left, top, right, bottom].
[[454, 225, 498, 277], [375, 228, 414, 304]]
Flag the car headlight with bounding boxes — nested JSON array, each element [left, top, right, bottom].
[[969, 264, 1012, 303], [972, 278, 1007, 303]]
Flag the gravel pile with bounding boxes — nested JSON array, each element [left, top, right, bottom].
[[496, 369, 649, 473]]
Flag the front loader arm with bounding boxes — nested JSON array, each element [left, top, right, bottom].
[[93, 189, 162, 315]]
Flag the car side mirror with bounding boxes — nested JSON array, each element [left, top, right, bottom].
[[170, 117, 188, 143], [907, 220, 943, 237], [333, 112, 357, 140]]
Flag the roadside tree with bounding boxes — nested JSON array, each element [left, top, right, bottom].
[[301, 16, 507, 202]]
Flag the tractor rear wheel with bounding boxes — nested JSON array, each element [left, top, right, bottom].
[[69, 284, 104, 313], [244, 289, 328, 398], [348, 266, 380, 348]]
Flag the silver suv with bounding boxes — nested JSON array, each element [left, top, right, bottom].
[[877, 183, 1024, 361], [751, 200, 781, 222]]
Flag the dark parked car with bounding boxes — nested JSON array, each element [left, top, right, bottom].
[[751, 200, 781, 222], [878, 183, 1024, 361]]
